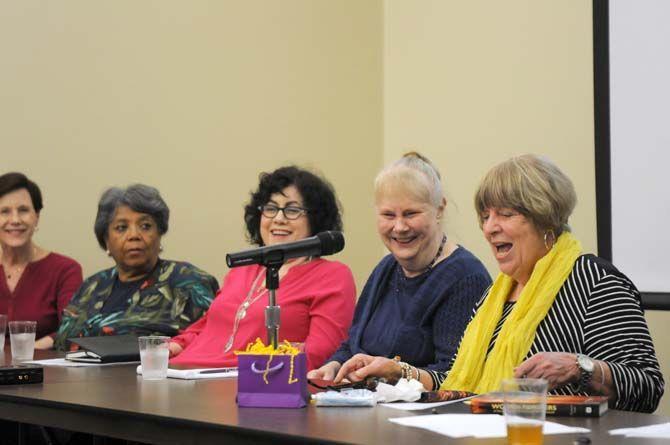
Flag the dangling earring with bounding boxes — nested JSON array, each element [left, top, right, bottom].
[[106, 250, 111, 257], [543, 230, 555, 250], [159, 244, 164, 253]]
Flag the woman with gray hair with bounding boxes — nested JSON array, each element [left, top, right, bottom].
[[308, 152, 490, 389], [53, 184, 218, 350], [433, 154, 663, 412]]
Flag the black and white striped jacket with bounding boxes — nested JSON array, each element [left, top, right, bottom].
[[432, 254, 664, 413]]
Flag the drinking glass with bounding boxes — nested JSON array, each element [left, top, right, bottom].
[[0, 315, 7, 353], [139, 336, 170, 380], [9, 321, 37, 362], [502, 378, 548, 445]]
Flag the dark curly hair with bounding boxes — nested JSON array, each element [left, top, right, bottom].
[[0, 172, 43, 212], [244, 166, 343, 246]]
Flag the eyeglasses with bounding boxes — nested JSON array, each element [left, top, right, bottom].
[[258, 204, 308, 220]]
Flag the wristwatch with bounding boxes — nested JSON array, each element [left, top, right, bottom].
[[576, 354, 595, 391]]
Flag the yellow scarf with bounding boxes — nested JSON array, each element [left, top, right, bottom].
[[440, 232, 582, 393]]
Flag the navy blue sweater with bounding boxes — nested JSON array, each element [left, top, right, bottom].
[[329, 246, 491, 376]]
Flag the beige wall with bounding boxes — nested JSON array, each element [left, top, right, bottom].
[[0, 1, 384, 288], [1, 0, 667, 414], [384, 0, 597, 268]]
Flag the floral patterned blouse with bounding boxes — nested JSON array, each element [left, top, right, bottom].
[[54, 259, 218, 351]]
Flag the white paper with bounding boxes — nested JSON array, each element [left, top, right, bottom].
[[610, 422, 670, 438], [381, 393, 478, 411], [381, 400, 466, 411], [388, 414, 589, 438], [136, 365, 238, 380], [26, 358, 138, 367]]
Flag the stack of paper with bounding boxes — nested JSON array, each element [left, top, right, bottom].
[[610, 422, 670, 439], [135, 365, 238, 380], [389, 414, 589, 438]]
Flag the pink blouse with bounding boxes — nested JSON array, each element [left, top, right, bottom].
[[170, 258, 356, 370]]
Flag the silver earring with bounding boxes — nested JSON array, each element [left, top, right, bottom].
[[106, 250, 111, 257], [159, 245, 164, 253]]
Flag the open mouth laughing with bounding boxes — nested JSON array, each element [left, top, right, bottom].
[[491, 241, 513, 259], [391, 235, 418, 245]]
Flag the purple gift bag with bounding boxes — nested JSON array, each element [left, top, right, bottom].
[[236, 352, 308, 408]]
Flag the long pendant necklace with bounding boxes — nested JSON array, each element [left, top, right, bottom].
[[222, 256, 312, 353], [223, 269, 268, 353]]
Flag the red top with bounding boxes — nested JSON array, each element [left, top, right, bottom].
[[170, 259, 356, 370], [0, 252, 83, 339]]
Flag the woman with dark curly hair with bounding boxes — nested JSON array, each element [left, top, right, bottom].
[[169, 166, 356, 370]]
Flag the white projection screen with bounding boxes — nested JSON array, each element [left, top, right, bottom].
[[599, 0, 670, 301]]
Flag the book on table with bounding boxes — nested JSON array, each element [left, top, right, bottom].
[[65, 335, 140, 363], [467, 392, 609, 417]]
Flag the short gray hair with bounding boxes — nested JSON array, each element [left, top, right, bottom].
[[94, 184, 170, 249], [474, 154, 577, 235], [374, 151, 444, 208]]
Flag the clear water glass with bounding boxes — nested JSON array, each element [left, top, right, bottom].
[[139, 336, 170, 380]]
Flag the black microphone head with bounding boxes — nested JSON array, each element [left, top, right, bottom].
[[316, 231, 345, 256]]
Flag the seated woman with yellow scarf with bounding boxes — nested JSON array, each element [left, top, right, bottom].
[[335, 154, 663, 413]]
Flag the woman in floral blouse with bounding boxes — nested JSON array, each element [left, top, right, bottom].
[[54, 184, 217, 350]]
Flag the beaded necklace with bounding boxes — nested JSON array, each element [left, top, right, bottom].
[[425, 234, 447, 271], [396, 234, 447, 293]]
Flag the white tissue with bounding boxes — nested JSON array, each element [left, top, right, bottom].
[[375, 378, 424, 403]]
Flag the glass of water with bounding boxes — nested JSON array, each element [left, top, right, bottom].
[[0, 314, 7, 353], [139, 336, 170, 380], [9, 321, 37, 362]]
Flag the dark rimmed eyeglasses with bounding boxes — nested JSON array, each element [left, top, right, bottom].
[[258, 204, 308, 220]]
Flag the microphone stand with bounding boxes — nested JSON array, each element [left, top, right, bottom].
[[264, 260, 282, 350]]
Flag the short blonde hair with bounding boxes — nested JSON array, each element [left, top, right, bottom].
[[474, 154, 576, 234], [374, 151, 444, 207]]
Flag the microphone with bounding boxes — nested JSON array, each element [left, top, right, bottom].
[[226, 231, 345, 268]]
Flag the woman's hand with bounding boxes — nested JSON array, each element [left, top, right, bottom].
[[333, 354, 402, 384], [168, 342, 183, 358], [514, 352, 580, 390], [306, 361, 341, 380], [34, 335, 55, 350]]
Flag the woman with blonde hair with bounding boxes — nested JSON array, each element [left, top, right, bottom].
[[309, 152, 490, 388]]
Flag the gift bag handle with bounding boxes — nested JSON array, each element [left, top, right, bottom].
[[251, 361, 284, 375]]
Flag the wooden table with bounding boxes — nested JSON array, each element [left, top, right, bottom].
[[0, 350, 668, 444]]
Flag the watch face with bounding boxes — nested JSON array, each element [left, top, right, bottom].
[[577, 354, 595, 372]]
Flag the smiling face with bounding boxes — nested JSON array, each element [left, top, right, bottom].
[[106, 205, 161, 279], [481, 207, 547, 285], [0, 188, 40, 250], [259, 185, 312, 246], [376, 191, 444, 276]]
